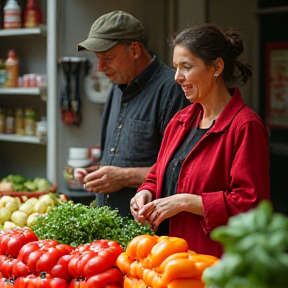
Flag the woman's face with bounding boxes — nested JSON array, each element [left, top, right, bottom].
[[173, 45, 215, 103]]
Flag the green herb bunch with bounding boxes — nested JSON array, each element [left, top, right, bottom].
[[30, 201, 154, 249], [202, 200, 288, 288]]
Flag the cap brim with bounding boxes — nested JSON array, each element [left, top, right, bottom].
[[77, 37, 119, 52]]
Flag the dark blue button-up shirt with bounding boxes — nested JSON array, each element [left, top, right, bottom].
[[99, 56, 190, 216]]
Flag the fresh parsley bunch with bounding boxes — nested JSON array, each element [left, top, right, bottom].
[[31, 201, 154, 249]]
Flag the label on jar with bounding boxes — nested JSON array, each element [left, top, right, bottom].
[[4, 11, 21, 28], [5, 116, 14, 134], [15, 108, 25, 135], [25, 109, 36, 136]]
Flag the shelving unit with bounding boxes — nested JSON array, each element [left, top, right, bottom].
[[0, 25, 47, 37], [0, 87, 46, 96], [0, 0, 58, 183], [0, 133, 47, 144]]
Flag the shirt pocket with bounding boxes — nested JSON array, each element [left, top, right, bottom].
[[125, 119, 158, 163]]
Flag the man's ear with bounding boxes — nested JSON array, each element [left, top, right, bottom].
[[130, 42, 141, 59]]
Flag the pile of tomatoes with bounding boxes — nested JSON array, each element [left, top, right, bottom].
[[0, 227, 124, 287]]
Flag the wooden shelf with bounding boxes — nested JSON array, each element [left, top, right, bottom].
[[0, 25, 47, 37], [0, 134, 47, 145]]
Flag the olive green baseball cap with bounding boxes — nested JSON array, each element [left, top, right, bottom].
[[77, 10, 146, 52]]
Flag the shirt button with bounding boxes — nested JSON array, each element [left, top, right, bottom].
[[117, 124, 123, 129], [122, 102, 127, 107], [110, 147, 115, 152]]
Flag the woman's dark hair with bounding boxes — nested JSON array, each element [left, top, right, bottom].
[[169, 24, 252, 86]]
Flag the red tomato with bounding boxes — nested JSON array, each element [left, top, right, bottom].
[[35, 245, 73, 274], [50, 255, 73, 280], [0, 228, 38, 258], [0, 277, 14, 288], [69, 268, 123, 288], [17, 240, 73, 277], [14, 272, 68, 288], [17, 242, 40, 263], [68, 279, 86, 288], [0, 255, 19, 278], [12, 260, 30, 277], [68, 240, 123, 278]]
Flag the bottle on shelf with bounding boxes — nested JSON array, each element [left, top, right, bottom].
[[0, 107, 5, 134], [5, 108, 14, 134], [23, 0, 41, 28], [24, 108, 36, 136], [0, 57, 6, 88], [5, 49, 19, 88], [15, 107, 25, 135], [3, 0, 21, 29]]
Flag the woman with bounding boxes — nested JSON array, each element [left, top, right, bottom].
[[130, 24, 270, 257]]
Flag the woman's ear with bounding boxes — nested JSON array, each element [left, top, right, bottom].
[[213, 57, 224, 77]]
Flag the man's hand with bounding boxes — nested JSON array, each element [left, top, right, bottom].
[[83, 166, 128, 193]]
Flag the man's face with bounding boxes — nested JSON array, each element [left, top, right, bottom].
[[95, 42, 138, 85]]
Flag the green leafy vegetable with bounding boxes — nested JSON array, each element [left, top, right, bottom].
[[30, 201, 154, 249], [202, 200, 288, 288]]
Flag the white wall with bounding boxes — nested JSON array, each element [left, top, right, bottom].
[[209, 0, 258, 109]]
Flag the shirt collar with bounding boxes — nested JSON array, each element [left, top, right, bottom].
[[118, 55, 162, 92]]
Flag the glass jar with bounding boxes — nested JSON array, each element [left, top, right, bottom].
[[15, 108, 25, 135], [5, 109, 14, 134], [24, 108, 36, 136]]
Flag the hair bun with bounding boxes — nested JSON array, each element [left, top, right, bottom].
[[225, 30, 244, 58]]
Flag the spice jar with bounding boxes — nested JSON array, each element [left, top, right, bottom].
[[5, 109, 14, 134], [24, 108, 36, 136], [15, 108, 25, 135], [23, 0, 41, 28]]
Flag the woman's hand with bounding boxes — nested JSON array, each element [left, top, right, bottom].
[[130, 190, 153, 223], [139, 194, 203, 231]]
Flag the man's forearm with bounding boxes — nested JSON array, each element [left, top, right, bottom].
[[122, 167, 152, 188]]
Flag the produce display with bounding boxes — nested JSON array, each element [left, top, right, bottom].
[[116, 234, 219, 288], [30, 201, 154, 248], [0, 226, 218, 288], [0, 193, 66, 230], [202, 200, 288, 288], [0, 174, 53, 192], [0, 227, 125, 287]]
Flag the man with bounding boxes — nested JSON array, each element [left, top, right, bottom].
[[75, 10, 190, 217]]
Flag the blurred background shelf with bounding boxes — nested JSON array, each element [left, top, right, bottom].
[[0, 25, 47, 37], [0, 134, 47, 144]]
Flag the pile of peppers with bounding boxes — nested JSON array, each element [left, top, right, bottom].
[[116, 234, 219, 288], [0, 227, 124, 287]]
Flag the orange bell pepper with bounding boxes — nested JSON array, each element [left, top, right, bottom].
[[130, 260, 144, 279], [123, 276, 146, 288], [159, 258, 197, 287], [167, 278, 205, 288], [146, 236, 189, 268], [126, 234, 159, 261], [116, 252, 133, 275], [142, 268, 164, 288], [188, 253, 219, 279], [157, 252, 189, 273]]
